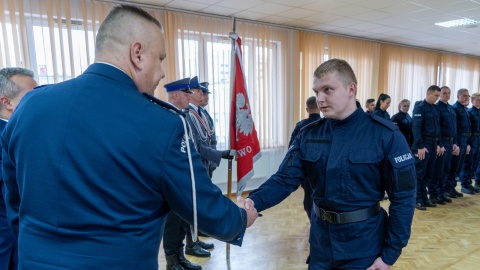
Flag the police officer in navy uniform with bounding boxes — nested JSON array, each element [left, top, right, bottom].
[[245, 59, 416, 269], [391, 99, 413, 147], [431, 86, 457, 204], [288, 96, 321, 221], [1, 5, 258, 269], [185, 76, 234, 258], [198, 81, 218, 177], [459, 92, 480, 194], [161, 77, 204, 270], [373, 93, 391, 120], [411, 86, 442, 210], [447, 89, 471, 198]]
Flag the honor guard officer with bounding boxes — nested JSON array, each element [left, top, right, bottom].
[[431, 86, 457, 204], [447, 89, 471, 197], [1, 5, 258, 269], [161, 77, 204, 270], [411, 85, 442, 210], [184, 76, 233, 258], [245, 59, 416, 269], [459, 93, 480, 194], [198, 81, 218, 177]]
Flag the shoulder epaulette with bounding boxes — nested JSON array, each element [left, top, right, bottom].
[[142, 93, 184, 115]]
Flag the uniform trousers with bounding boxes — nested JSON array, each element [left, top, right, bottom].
[[163, 213, 188, 256], [415, 141, 437, 203], [446, 145, 467, 192], [430, 139, 453, 197]]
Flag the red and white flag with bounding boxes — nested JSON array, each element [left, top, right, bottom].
[[229, 34, 262, 195]]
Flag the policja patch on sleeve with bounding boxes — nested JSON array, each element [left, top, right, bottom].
[[388, 152, 416, 192]]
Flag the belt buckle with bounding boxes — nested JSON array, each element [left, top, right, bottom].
[[322, 210, 342, 224]]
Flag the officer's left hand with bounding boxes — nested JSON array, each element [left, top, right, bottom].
[[221, 150, 236, 160], [366, 257, 391, 270], [466, 145, 471, 155]]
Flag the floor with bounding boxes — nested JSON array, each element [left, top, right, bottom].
[[158, 187, 480, 270]]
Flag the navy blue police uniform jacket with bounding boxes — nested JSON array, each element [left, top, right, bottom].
[[1, 63, 247, 270], [412, 100, 442, 151], [1, 118, 17, 270], [248, 108, 416, 265], [436, 101, 458, 145], [288, 113, 321, 147], [452, 100, 471, 146], [391, 111, 413, 147], [467, 106, 480, 148], [373, 109, 390, 121]]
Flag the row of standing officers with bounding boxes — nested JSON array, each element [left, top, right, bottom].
[[368, 87, 480, 210]]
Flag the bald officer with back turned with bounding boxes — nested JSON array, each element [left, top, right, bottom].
[[1, 5, 257, 270]]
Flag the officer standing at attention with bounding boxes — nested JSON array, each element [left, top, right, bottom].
[[245, 59, 416, 269], [431, 86, 457, 204], [373, 93, 391, 120], [1, 5, 258, 269], [447, 89, 472, 198], [288, 96, 321, 221], [391, 99, 413, 147], [411, 85, 442, 210], [0, 67, 37, 270], [161, 77, 203, 270], [459, 92, 480, 194], [198, 82, 218, 177]]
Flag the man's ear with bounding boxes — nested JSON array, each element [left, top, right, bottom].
[[349, 82, 357, 97], [0, 96, 13, 112], [130, 42, 143, 70]]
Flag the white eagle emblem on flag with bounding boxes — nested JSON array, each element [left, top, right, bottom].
[[235, 93, 254, 140]]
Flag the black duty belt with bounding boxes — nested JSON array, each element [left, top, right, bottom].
[[441, 136, 454, 141], [473, 133, 480, 136], [313, 203, 381, 224], [461, 133, 471, 137], [423, 137, 439, 142]]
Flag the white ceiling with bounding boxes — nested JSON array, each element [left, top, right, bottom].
[[121, 0, 480, 57]]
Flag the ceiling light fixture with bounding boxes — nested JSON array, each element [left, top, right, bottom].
[[435, 18, 479, 28]]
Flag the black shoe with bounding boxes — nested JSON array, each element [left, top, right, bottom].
[[415, 203, 426, 210], [424, 200, 437, 207], [440, 195, 452, 203], [166, 253, 185, 270], [196, 240, 214, 250], [178, 248, 202, 270], [473, 185, 480, 193], [430, 197, 446, 205], [461, 186, 475, 195], [185, 244, 211, 258], [445, 191, 458, 199], [453, 190, 464, 197]]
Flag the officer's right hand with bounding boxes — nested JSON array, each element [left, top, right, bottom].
[[236, 196, 258, 228], [417, 147, 428, 160], [366, 257, 391, 270]]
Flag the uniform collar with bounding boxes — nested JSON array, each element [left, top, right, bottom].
[[330, 107, 363, 126], [84, 63, 137, 92]]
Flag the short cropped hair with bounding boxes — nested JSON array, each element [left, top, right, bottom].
[[0, 67, 35, 99], [306, 96, 318, 110], [365, 98, 375, 106], [457, 88, 469, 97], [95, 4, 162, 53], [314, 59, 357, 87], [427, 85, 441, 93]]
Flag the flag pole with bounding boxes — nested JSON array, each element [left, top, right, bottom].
[[226, 16, 237, 262]]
